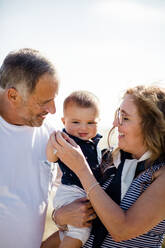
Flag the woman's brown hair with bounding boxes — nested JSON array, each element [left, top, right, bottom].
[[105, 85, 165, 168]]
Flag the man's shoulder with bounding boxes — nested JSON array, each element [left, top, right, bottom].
[[38, 119, 56, 135]]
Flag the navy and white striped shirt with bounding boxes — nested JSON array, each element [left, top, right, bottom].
[[83, 152, 165, 248]]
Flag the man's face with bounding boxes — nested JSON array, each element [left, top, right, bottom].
[[16, 73, 58, 127]]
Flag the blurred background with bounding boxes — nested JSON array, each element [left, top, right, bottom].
[[1, 0, 165, 131], [1, 0, 165, 245]]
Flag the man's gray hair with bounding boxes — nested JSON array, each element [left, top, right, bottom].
[[0, 48, 57, 98]]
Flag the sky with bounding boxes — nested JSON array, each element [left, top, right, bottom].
[[1, 0, 165, 130]]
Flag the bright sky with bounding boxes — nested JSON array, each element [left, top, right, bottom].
[[1, 0, 165, 130]]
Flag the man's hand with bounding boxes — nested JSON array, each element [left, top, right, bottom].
[[53, 197, 96, 228]]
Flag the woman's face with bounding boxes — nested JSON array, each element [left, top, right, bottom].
[[113, 94, 147, 159]]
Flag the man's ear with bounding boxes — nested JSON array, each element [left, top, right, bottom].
[[61, 117, 65, 125], [7, 88, 20, 103]]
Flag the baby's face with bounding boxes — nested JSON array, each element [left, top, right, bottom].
[[61, 104, 99, 141]]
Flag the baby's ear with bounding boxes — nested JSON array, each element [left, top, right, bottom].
[[61, 117, 65, 125]]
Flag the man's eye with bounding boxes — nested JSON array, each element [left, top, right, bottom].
[[38, 102, 46, 106], [38, 103, 44, 106], [72, 121, 79, 124]]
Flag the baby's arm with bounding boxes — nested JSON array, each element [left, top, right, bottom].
[[46, 132, 58, 162]]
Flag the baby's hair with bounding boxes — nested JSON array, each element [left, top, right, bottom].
[[63, 90, 100, 116]]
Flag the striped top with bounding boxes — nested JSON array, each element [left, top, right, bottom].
[[83, 161, 165, 248]]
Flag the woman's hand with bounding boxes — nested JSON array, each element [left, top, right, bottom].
[[53, 197, 96, 228], [51, 131, 92, 176]]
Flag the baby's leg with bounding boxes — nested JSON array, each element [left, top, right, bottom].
[[41, 230, 61, 248], [59, 236, 82, 248]]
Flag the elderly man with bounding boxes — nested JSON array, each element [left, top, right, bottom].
[[0, 48, 59, 248], [0, 48, 95, 248]]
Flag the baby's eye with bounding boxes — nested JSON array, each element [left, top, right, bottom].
[[88, 122, 97, 124], [72, 121, 79, 124]]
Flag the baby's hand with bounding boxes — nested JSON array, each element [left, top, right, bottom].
[[46, 131, 58, 162]]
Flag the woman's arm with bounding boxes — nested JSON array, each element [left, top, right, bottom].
[[53, 131, 165, 241], [81, 166, 165, 241]]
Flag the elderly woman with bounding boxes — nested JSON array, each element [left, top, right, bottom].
[[45, 85, 165, 248]]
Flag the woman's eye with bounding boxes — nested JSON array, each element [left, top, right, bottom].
[[123, 117, 129, 121]]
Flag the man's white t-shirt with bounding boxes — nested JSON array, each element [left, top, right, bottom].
[[0, 116, 56, 248]]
